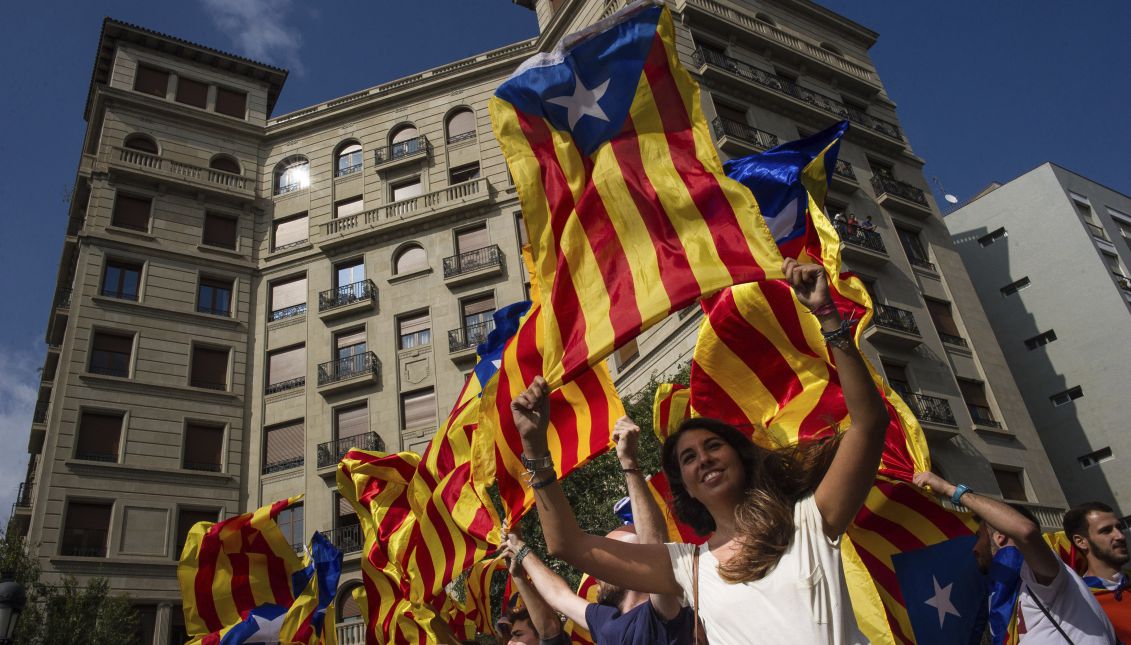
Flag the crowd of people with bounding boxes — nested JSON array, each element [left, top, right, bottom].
[[494, 260, 1128, 645]]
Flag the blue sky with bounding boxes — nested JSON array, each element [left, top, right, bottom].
[[1, 1, 1128, 522]]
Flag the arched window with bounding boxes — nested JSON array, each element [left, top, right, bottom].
[[754, 12, 776, 26], [209, 155, 241, 175], [393, 244, 428, 275], [337, 581, 364, 625], [389, 124, 421, 159], [335, 141, 363, 177], [123, 134, 158, 155], [274, 156, 309, 195], [446, 108, 476, 145]]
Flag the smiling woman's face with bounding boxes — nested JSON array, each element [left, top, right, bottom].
[[675, 428, 746, 507]]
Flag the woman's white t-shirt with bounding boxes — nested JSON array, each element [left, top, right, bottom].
[[666, 495, 866, 645]]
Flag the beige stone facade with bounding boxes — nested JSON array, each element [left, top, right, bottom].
[[10, 2, 1069, 644]]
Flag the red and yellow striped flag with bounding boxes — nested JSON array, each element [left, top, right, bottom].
[[177, 496, 307, 639], [489, 3, 784, 389], [440, 556, 506, 640], [652, 383, 691, 443]]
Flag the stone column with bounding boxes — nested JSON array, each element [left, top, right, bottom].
[[153, 603, 172, 645]]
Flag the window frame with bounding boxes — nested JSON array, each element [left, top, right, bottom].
[[189, 344, 231, 391], [182, 420, 226, 472], [196, 275, 234, 317], [274, 157, 310, 196], [88, 329, 135, 378], [111, 192, 154, 232], [202, 212, 239, 250], [174, 75, 209, 109], [101, 258, 143, 301], [75, 409, 126, 463], [213, 86, 247, 119], [60, 499, 113, 557]]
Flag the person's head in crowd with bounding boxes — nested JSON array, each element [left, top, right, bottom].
[[506, 607, 539, 645], [593, 525, 639, 608], [660, 416, 839, 583], [971, 503, 1042, 573], [1064, 502, 1129, 574]]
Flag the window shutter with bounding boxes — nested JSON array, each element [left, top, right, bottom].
[[447, 110, 476, 141], [394, 246, 427, 274], [268, 345, 305, 385], [456, 226, 489, 254], [184, 423, 224, 469], [76, 411, 123, 460], [265, 421, 304, 466], [335, 198, 365, 219], [402, 390, 436, 429], [66, 502, 112, 531], [191, 347, 229, 389], [925, 299, 961, 337], [270, 277, 307, 311], [462, 295, 496, 317], [993, 468, 1028, 502], [134, 67, 169, 97], [335, 329, 367, 351], [272, 215, 309, 250], [391, 126, 418, 144], [175, 77, 209, 108], [392, 180, 422, 202], [203, 214, 238, 249], [958, 380, 990, 408], [335, 404, 369, 439], [112, 194, 152, 231], [92, 332, 133, 355], [399, 313, 430, 336], [214, 88, 247, 118]]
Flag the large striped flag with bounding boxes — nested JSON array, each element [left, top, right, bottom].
[[178, 496, 310, 643], [489, 1, 785, 389], [439, 556, 506, 640], [280, 531, 343, 645]]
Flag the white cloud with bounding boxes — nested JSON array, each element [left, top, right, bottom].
[[200, 0, 305, 75], [0, 341, 41, 529]]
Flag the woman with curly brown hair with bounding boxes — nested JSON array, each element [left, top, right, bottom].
[[512, 259, 889, 645]]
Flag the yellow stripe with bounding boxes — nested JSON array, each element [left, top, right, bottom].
[[841, 536, 899, 645], [693, 317, 770, 434]]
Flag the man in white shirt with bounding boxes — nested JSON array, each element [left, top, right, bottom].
[[915, 472, 1117, 644]]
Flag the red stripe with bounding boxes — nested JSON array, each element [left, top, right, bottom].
[[761, 281, 817, 358], [573, 369, 613, 462], [193, 522, 224, 630], [640, 34, 765, 283], [796, 379, 846, 442], [513, 112, 591, 379], [850, 544, 916, 645], [688, 359, 755, 435], [548, 387, 581, 473], [851, 499, 930, 554], [227, 526, 256, 612], [876, 479, 973, 537]]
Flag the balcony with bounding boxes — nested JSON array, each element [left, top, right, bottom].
[[443, 245, 505, 286], [265, 376, 305, 395], [710, 117, 779, 157], [106, 146, 255, 200], [831, 159, 858, 192], [321, 178, 491, 250], [938, 332, 968, 349], [322, 524, 363, 555], [448, 320, 495, 360], [902, 392, 959, 437], [263, 456, 303, 475], [269, 303, 308, 322], [372, 135, 429, 173], [58, 288, 73, 310], [866, 304, 921, 349], [691, 48, 904, 149], [317, 432, 385, 470], [871, 176, 932, 219], [318, 280, 377, 320], [33, 399, 50, 425], [14, 482, 32, 510], [968, 404, 1003, 430], [317, 352, 380, 393], [838, 228, 887, 267]]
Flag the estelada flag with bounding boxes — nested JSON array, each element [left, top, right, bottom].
[[490, 0, 784, 389]]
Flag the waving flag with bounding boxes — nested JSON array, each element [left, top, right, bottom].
[[891, 532, 987, 645], [178, 496, 308, 641], [280, 531, 343, 645], [489, 1, 784, 389], [440, 556, 506, 639], [651, 383, 691, 442], [564, 574, 602, 645]]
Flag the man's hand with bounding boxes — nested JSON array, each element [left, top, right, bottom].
[[913, 471, 957, 500], [512, 377, 551, 455], [501, 533, 528, 576], [612, 416, 641, 469], [782, 258, 835, 314]]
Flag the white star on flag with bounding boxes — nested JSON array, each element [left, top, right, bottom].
[[246, 610, 285, 642], [547, 76, 611, 129], [924, 575, 961, 628]]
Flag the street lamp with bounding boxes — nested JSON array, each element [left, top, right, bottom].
[[0, 571, 26, 644]]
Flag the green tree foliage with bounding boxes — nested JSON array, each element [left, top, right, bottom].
[[0, 531, 139, 645]]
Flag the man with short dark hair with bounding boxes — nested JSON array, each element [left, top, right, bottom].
[[1064, 502, 1130, 641], [915, 472, 1117, 643]]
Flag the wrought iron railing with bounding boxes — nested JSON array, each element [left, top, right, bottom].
[[276, 182, 304, 196], [968, 404, 1002, 428], [33, 399, 50, 424], [447, 131, 477, 145], [323, 524, 363, 554], [59, 288, 73, 309], [907, 256, 937, 271], [265, 376, 305, 395], [692, 48, 903, 141], [319, 280, 376, 312], [840, 228, 885, 254], [270, 303, 307, 322], [374, 136, 428, 164], [272, 238, 309, 253], [60, 530, 108, 557], [833, 159, 856, 181], [871, 175, 929, 206], [317, 352, 380, 386], [336, 163, 363, 177], [902, 393, 957, 426], [874, 304, 920, 336], [710, 117, 779, 150], [190, 378, 228, 391], [442, 245, 503, 279], [448, 320, 495, 353], [938, 332, 968, 348], [183, 460, 222, 473], [88, 363, 130, 378], [317, 432, 385, 469], [75, 450, 118, 463], [263, 456, 304, 474], [15, 482, 32, 508], [195, 303, 231, 317], [100, 286, 138, 300]]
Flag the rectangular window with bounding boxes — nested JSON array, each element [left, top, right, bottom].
[[335, 260, 365, 289], [456, 225, 489, 254], [715, 101, 748, 125], [197, 276, 233, 317], [112, 193, 152, 231], [133, 66, 169, 98], [925, 298, 963, 344], [266, 344, 305, 392], [190, 346, 229, 391], [896, 227, 933, 269], [335, 328, 367, 360], [183, 422, 224, 472], [76, 411, 124, 462], [1024, 330, 1057, 350], [269, 276, 307, 320], [272, 213, 308, 252], [881, 361, 911, 396], [958, 379, 997, 427], [615, 338, 639, 369], [175, 508, 218, 556], [335, 403, 369, 441], [263, 419, 304, 473], [402, 389, 436, 430], [1000, 277, 1031, 296], [1102, 252, 1124, 276], [335, 197, 365, 220], [992, 467, 1028, 502], [214, 87, 247, 119], [89, 331, 133, 377], [175, 76, 209, 108], [61, 501, 112, 557], [515, 213, 529, 248], [449, 162, 481, 184], [277, 504, 304, 550], [1050, 386, 1083, 407], [1078, 447, 1113, 469], [978, 227, 1007, 247], [462, 294, 496, 329], [202, 213, 238, 249], [101, 259, 142, 300], [398, 312, 431, 350], [392, 179, 423, 203]]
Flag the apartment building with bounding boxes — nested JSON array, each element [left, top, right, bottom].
[[947, 163, 1131, 522], [7, 2, 1070, 643]]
